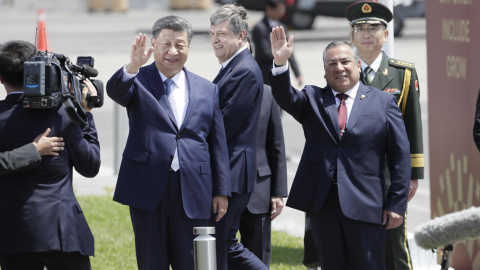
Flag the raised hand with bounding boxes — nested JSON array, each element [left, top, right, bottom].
[[270, 26, 294, 66], [126, 33, 154, 74]]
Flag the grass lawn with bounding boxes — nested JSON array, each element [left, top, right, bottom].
[[78, 195, 305, 270]]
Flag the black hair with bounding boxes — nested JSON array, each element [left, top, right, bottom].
[[152, 15, 194, 44], [0, 40, 37, 89], [266, 0, 285, 8]]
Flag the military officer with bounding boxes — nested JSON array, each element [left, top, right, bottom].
[[346, 1, 424, 270]]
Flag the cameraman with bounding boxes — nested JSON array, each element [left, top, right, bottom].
[[0, 40, 100, 270], [0, 128, 64, 177]]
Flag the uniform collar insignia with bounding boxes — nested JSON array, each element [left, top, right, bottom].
[[382, 68, 388, 76]]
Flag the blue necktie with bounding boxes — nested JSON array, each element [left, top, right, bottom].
[[164, 79, 179, 124], [164, 78, 180, 171]]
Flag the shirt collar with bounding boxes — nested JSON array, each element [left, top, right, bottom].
[[267, 18, 278, 28], [7, 91, 23, 96], [331, 81, 360, 100], [360, 53, 383, 73], [222, 45, 248, 69], [158, 70, 185, 89]]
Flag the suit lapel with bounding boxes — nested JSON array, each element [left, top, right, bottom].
[[370, 54, 394, 90], [145, 62, 178, 129], [262, 16, 270, 30], [213, 64, 232, 84], [213, 49, 250, 84], [321, 87, 341, 141], [180, 68, 198, 131], [342, 84, 371, 140]]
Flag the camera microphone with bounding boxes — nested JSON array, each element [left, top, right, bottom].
[[72, 64, 98, 78], [414, 206, 480, 250]]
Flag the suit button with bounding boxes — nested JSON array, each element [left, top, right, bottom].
[[339, 147, 343, 151], [329, 166, 335, 171], [340, 168, 344, 171], [177, 134, 181, 139], [169, 155, 174, 160]]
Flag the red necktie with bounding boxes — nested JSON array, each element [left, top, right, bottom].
[[337, 93, 348, 137]]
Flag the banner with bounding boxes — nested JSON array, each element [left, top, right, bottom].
[[427, 0, 480, 268]]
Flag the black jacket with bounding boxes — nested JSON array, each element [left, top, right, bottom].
[[0, 93, 100, 256], [247, 85, 288, 214], [0, 143, 41, 177]]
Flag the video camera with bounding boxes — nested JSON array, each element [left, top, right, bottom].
[[23, 51, 104, 125]]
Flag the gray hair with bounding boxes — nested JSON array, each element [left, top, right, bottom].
[[210, 4, 249, 42], [152, 16, 194, 44], [322, 41, 360, 66]]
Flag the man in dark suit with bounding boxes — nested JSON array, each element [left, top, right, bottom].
[[0, 40, 100, 270], [239, 39, 288, 267], [252, 0, 302, 86], [209, 4, 267, 270], [107, 16, 231, 270], [0, 128, 64, 177], [270, 27, 411, 270]]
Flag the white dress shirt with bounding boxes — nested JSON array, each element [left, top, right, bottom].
[[360, 53, 383, 83], [221, 45, 248, 69], [122, 65, 189, 171], [271, 60, 289, 76], [271, 63, 360, 127], [267, 18, 279, 28], [331, 82, 359, 127]]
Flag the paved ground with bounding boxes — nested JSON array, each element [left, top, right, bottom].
[[0, 1, 430, 238]]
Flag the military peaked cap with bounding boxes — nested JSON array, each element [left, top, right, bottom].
[[345, 1, 393, 26]]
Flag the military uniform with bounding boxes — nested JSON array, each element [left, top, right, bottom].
[[359, 53, 423, 270], [345, 1, 424, 269]]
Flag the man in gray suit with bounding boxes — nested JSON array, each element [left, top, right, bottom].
[[0, 128, 64, 177]]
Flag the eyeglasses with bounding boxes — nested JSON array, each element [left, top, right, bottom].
[[353, 26, 384, 35]]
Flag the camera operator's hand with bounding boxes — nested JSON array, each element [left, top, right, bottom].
[[81, 79, 97, 113], [33, 128, 64, 156], [126, 33, 154, 74]]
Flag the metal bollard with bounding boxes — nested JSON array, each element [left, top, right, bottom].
[[193, 227, 217, 270]]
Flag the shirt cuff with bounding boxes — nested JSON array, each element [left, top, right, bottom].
[[122, 65, 138, 82], [271, 60, 289, 76]]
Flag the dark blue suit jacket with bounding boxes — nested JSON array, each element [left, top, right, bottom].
[[214, 49, 264, 194], [107, 63, 231, 219], [247, 85, 288, 214], [0, 93, 100, 256], [271, 71, 411, 225]]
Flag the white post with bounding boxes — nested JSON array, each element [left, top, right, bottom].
[[194, 227, 217, 270], [378, 0, 394, 58]]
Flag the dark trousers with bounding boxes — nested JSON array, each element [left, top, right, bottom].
[[385, 211, 412, 270], [310, 184, 386, 270], [239, 209, 272, 267], [212, 192, 269, 270], [0, 252, 91, 270], [129, 170, 208, 270]]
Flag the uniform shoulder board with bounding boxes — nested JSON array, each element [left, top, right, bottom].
[[388, 59, 415, 69]]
